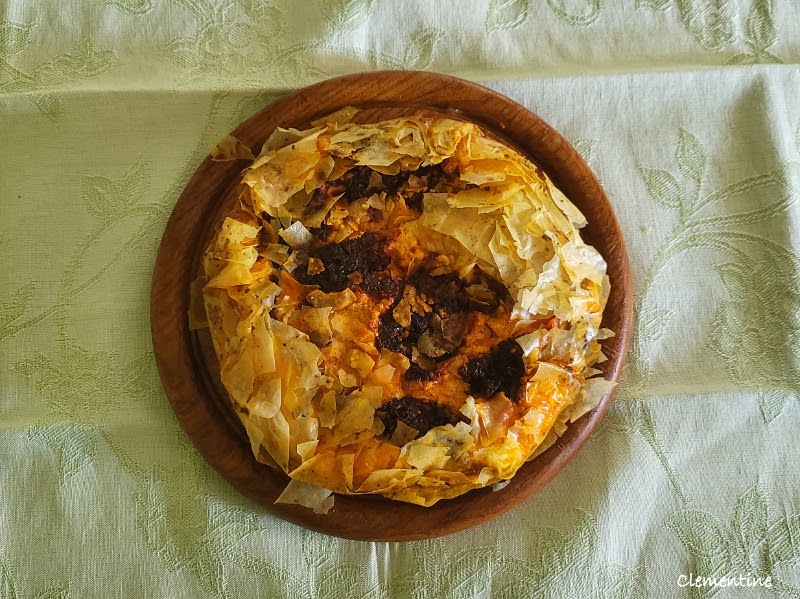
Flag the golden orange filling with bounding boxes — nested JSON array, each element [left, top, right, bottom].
[[197, 112, 614, 511]]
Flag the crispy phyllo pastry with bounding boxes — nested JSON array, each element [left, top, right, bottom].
[[198, 112, 614, 511]]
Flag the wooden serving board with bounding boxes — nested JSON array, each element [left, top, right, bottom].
[[150, 71, 632, 541]]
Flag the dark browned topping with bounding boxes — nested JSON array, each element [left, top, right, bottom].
[[376, 312, 406, 354], [403, 362, 435, 382], [417, 163, 445, 183], [408, 313, 430, 341], [332, 165, 375, 202], [359, 272, 402, 299], [459, 339, 526, 401], [376, 396, 468, 440], [375, 270, 469, 379], [374, 265, 512, 381], [409, 270, 470, 316], [381, 170, 410, 194], [294, 232, 389, 292], [406, 192, 424, 212], [308, 223, 332, 241], [323, 162, 450, 207]]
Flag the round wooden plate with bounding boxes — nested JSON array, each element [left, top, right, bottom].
[[151, 71, 632, 541]]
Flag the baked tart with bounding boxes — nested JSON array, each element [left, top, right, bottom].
[[197, 111, 614, 512]]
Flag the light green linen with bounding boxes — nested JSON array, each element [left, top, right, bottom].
[[1, 1, 799, 597]]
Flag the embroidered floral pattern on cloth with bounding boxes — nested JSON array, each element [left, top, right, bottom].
[[1, 1, 799, 597]]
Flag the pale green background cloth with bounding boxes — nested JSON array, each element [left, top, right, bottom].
[[1, 1, 799, 598]]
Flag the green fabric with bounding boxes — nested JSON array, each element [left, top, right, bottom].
[[2, 1, 799, 597]]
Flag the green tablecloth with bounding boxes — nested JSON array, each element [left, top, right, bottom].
[[2, 1, 799, 597]]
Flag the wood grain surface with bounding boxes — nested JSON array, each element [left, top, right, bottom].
[[151, 71, 633, 541]]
